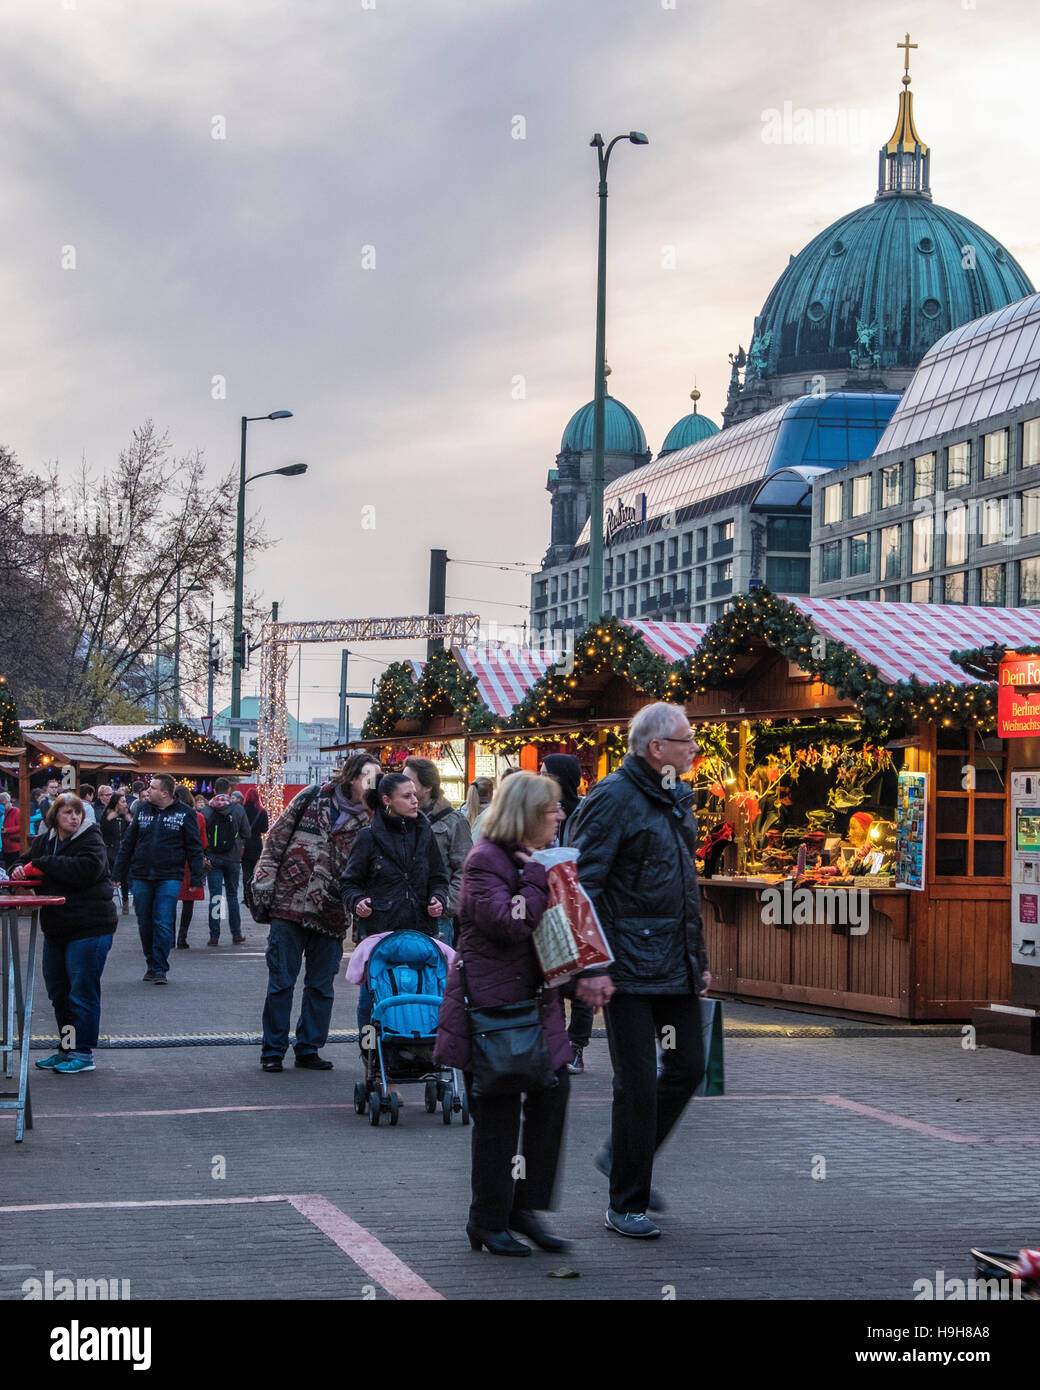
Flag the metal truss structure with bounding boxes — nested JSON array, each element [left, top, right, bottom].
[[257, 613, 479, 818]]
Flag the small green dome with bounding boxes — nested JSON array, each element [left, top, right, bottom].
[[561, 396, 647, 454], [660, 410, 720, 455]]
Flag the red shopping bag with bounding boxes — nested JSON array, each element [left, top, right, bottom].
[[529, 848, 613, 986]]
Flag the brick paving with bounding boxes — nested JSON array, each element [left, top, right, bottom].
[[2, 898, 1038, 1302]]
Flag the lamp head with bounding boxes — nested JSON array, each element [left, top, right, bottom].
[[267, 411, 293, 420], [275, 463, 308, 477], [628, 131, 649, 145]]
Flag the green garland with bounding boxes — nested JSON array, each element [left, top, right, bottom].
[[362, 662, 420, 738], [122, 721, 258, 771], [949, 645, 1040, 682], [0, 677, 21, 748], [363, 590, 1000, 742]]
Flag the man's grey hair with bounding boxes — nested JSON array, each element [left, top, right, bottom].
[[628, 702, 690, 758]]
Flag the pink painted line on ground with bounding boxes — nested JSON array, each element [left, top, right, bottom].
[[288, 1194, 444, 1302], [0, 1195, 293, 1214], [820, 1095, 975, 1142], [0, 1192, 444, 1301], [4, 1101, 355, 1120]]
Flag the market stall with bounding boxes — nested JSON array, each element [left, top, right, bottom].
[[82, 722, 256, 795]]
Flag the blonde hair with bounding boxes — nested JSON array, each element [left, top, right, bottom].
[[481, 771, 560, 846], [464, 777, 494, 826]]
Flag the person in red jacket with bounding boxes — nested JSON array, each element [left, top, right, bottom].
[[434, 772, 568, 1257], [2, 800, 22, 870]]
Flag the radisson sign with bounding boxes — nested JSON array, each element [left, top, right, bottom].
[[998, 654, 1040, 737], [605, 494, 646, 546]]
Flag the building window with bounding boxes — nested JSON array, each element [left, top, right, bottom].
[[984, 429, 1009, 479], [943, 571, 966, 603], [848, 532, 870, 576], [713, 520, 734, 543], [713, 559, 733, 583], [766, 515, 811, 549], [880, 524, 901, 579], [1023, 418, 1040, 470], [1022, 488, 1040, 538], [945, 507, 967, 566], [667, 535, 678, 568], [934, 726, 1006, 879], [882, 586, 902, 602], [822, 484, 842, 525], [983, 496, 1010, 547], [1021, 557, 1040, 605], [910, 579, 931, 602], [881, 464, 902, 509], [911, 514, 933, 572], [946, 441, 971, 490], [820, 540, 841, 582], [765, 556, 810, 592], [913, 453, 935, 500], [979, 564, 1006, 606], [850, 475, 871, 517]]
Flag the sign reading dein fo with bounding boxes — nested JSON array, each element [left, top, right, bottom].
[[998, 654, 1040, 737]]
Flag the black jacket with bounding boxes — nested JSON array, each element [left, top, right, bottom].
[[567, 754, 708, 995], [17, 822, 118, 945], [97, 808, 130, 871], [340, 808, 450, 937], [113, 798, 205, 886]]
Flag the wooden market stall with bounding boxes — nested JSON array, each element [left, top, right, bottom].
[[0, 730, 140, 851], [356, 594, 1040, 1021], [82, 722, 256, 795]]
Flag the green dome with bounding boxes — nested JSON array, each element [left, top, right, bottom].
[[749, 196, 1033, 381], [660, 410, 720, 455], [561, 396, 647, 454]]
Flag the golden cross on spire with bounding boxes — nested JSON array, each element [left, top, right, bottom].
[[897, 31, 917, 85]]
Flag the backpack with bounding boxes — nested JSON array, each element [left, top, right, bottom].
[[209, 807, 238, 856]]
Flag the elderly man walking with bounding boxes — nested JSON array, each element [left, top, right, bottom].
[[568, 702, 712, 1239]]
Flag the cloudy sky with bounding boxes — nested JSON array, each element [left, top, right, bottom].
[[4, 0, 1039, 723]]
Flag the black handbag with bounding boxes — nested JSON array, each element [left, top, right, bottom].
[[459, 962, 557, 1099]]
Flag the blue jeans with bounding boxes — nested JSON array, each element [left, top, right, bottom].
[[132, 878, 181, 975], [261, 919, 344, 1060], [42, 934, 113, 1058], [207, 860, 242, 940]]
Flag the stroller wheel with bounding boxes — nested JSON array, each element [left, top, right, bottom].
[[461, 1089, 470, 1126], [353, 1081, 367, 1115], [424, 1080, 438, 1113], [388, 1093, 400, 1126], [369, 1093, 382, 1126], [442, 1085, 454, 1125]]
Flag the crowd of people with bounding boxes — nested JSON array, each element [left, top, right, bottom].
[[6, 701, 710, 1248]]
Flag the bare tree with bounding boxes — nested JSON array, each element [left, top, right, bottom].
[[23, 421, 269, 726]]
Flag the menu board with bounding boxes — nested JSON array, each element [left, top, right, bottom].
[[894, 770, 927, 891]]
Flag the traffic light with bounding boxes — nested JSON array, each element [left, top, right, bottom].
[[209, 636, 221, 677], [234, 630, 251, 671]]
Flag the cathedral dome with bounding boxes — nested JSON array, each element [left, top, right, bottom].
[[750, 197, 1033, 381], [560, 396, 647, 454], [660, 395, 720, 455]]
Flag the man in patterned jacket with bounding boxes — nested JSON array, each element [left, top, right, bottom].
[[250, 754, 379, 1072]]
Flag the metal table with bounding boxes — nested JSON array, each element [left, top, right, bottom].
[[0, 894, 64, 1141]]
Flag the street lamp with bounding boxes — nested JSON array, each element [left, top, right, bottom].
[[173, 575, 206, 720], [586, 130, 648, 626], [231, 411, 302, 751]]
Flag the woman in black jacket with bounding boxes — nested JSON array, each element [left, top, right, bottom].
[[10, 792, 117, 1075], [340, 772, 449, 1032]]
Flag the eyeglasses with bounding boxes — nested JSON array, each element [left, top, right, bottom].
[[659, 736, 697, 745]]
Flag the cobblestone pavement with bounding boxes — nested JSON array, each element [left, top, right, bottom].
[[2, 901, 1038, 1303]]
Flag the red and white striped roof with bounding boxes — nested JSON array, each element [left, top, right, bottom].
[[623, 620, 708, 662], [454, 646, 559, 718], [784, 597, 1040, 685]]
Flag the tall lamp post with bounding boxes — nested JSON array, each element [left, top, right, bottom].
[[230, 411, 302, 751], [173, 574, 206, 720], [586, 130, 648, 626]]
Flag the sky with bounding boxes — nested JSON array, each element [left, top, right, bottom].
[[3, 0, 1040, 724]]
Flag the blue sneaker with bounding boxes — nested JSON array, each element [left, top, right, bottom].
[[605, 1208, 661, 1239], [35, 1052, 66, 1070], [54, 1055, 96, 1074]]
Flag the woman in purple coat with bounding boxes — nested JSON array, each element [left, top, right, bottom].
[[434, 772, 569, 1257]]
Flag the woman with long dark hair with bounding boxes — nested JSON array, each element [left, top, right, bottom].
[[340, 772, 450, 1032], [240, 785, 269, 912]]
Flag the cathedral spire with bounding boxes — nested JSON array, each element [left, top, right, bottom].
[[877, 32, 931, 200]]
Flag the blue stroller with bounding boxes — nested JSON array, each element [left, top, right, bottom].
[[353, 930, 469, 1127]]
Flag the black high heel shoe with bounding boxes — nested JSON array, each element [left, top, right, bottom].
[[466, 1223, 531, 1256], [508, 1210, 571, 1253]]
